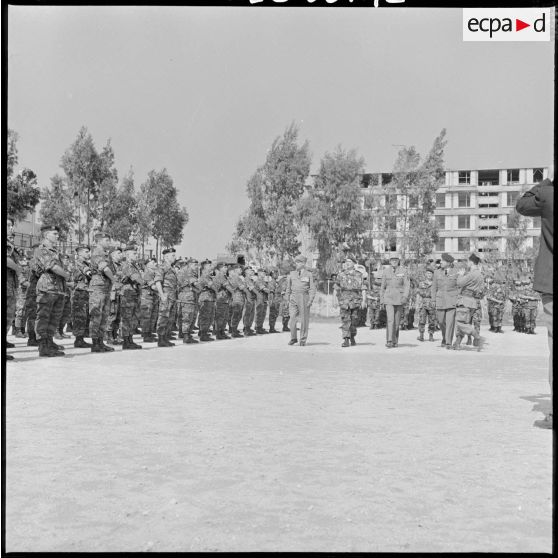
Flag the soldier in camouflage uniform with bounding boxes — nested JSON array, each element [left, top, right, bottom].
[[486, 275, 506, 333], [521, 278, 540, 334], [171, 258, 183, 339], [366, 276, 382, 329], [13, 253, 29, 338], [140, 257, 160, 343], [177, 257, 201, 344], [228, 264, 246, 337], [509, 278, 525, 332], [197, 259, 217, 342], [71, 245, 93, 348], [267, 268, 282, 333], [5, 219, 20, 360], [242, 266, 257, 336], [106, 247, 124, 345], [154, 248, 179, 347], [23, 243, 41, 347], [55, 254, 73, 339], [254, 268, 271, 334], [119, 243, 144, 350], [213, 261, 233, 340], [88, 232, 117, 353], [34, 225, 70, 357], [416, 267, 437, 342], [278, 266, 291, 332], [333, 256, 367, 347]]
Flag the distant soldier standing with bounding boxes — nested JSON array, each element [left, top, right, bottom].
[[522, 277, 540, 334], [278, 266, 291, 332], [89, 232, 116, 353], [228, 264, 246, 337], [242, 266, 257, 336], [334, 256, 367, 347], [213, 261, 233, 340], [5, 218, 20, 360], [416, 267, 437, 342], [197, 259, 217, 342], [267, 267, 282, 333], [285, 254, 316, 346], [366, 276, 382, 330], [55, 253, 73, 339], [140, 257, 159, 342], [34, 224, 70, 357], [13, 253, 29, 338], [486, 274, 506, 333], [177, 257, 201, 344], [254, 268, 271, 334], [23, 243, 41, 348], [72, 245, 93, 348], [153, 248, 178, 347], [106, 247, 124, 345], [119, 243, 144, 350]]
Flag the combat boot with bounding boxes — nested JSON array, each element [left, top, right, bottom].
[[417, 332, 424, 342], [496, 326, 504, 333], [6, 354, 14, 361], [256, 328, 268, 334], [142, 335, 157, 343], [5, 340, 15, 348], [183, 334, 199, 344], [428, 332, 434, 342], [27, 330, 39, 346], [282, 318, 290, 332], [74, 336, 92, 348], [39, 338, 60, 357], [268, 327, 278, 333], [15, 327, 27, 338], [48, 337, 65, 351], [99, 336, 115, 352], [91, 338, 103, 353], [199, 333, 215, 342], [350, 334, 356, 346], [231, 330, 243, 338], [123, 335, 142, 350], [157, 337, 174, 347]]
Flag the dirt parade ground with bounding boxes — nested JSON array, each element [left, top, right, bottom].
[[4, 320, 553, 553]]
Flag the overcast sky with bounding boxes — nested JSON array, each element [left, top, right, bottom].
[[8, 6, 555, 258]]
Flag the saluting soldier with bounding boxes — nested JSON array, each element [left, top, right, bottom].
[[72, 245, 93, 348], [416, 266, 437, 342], [285, 254, 316, 347], [34, 224, 70, 357], [432, 252, 459, 349], [140, 257, 160, 342], [153, 247, 179, 347], [119, 243, 144, 350], [88, 232, 116, 353], [334, 255, 367, 347], [177, 257, 201, 343], [228, 264, 246, 337]]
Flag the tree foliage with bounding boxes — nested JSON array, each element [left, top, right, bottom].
[[6, 129, 41, 222], [104, 169, 138, 243], [297, 145, 366, 279], [39, 175, 76, 238]]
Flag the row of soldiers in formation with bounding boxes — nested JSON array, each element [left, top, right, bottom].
[[5, 219, 540, 359], [5, 224, 302, 360]]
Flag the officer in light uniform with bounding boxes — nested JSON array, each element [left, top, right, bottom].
[[285, 254, 316, 346]]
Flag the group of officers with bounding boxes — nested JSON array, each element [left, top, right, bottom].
[[6, 218, 541, 360]]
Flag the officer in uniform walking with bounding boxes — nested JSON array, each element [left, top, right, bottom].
[[153, 248, 178, 347], [72, 245, 93, 348], [34, 224, 70, 357], [334, 256, 367, 347], [285, 254, 316, 346], [432, 252, 459, 348], [89, 232, 116, 353]]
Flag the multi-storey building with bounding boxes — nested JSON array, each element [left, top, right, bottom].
[[357, 165, 551, 260]]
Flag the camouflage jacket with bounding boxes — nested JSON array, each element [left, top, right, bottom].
[[35, 243, 66, 295], [335, 269, 366, 310]]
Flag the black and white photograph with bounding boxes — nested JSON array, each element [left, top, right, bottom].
[[3, 2, 554, 553]]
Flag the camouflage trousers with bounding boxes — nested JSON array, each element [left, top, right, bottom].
[[179, 302, 197, 335], [14, 289, 27, 328], [58, 293, 72, 331], [367, 301, 380, 328], [399, 303, 409, 327], [35, 292, 65, 340], [157, 296, 177, 337], [5, 284, 17, 335], [524, 307, 538, 330], [281, 298, 290, 318], [268, 300, 280, 330], [470, 303, 482, 336], [215, 300, 230, 334], [23, 292, 37, 335], [243, 299, 255, 332], [198, 300, 216, 336], [454, 306, 479, 340], [120, 291, 140, 338], [418, 303, 437, 334], [71, 289, 90, 337], [340, 306, 360, 338], [230, 301, 245, 332], [108, 294, 121, 336], [140, 292, 158, 337], [89, 290, 111, 339], [255, 300, 267, 329], [488, 302, 504, 328]]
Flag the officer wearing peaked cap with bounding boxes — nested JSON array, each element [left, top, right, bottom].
[[285, 254, 316, 346]]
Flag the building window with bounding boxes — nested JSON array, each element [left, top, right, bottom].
[[458, 215, 470, 229], [506, 191, 519, 206], [435, 237, 446, 252], [387, 216, 397, 231], [458, 237, 470, 252], [533, 168, 544, 182], [384, 194, 397, 209], [435, 215, 446, 229], [458, 171, 470, 184], [382, 173, 393, 186], [507, 169, 520, 184], [478, 169, 499, 185], [458, 192, 471, 208], [435, 193, 446, 208]]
